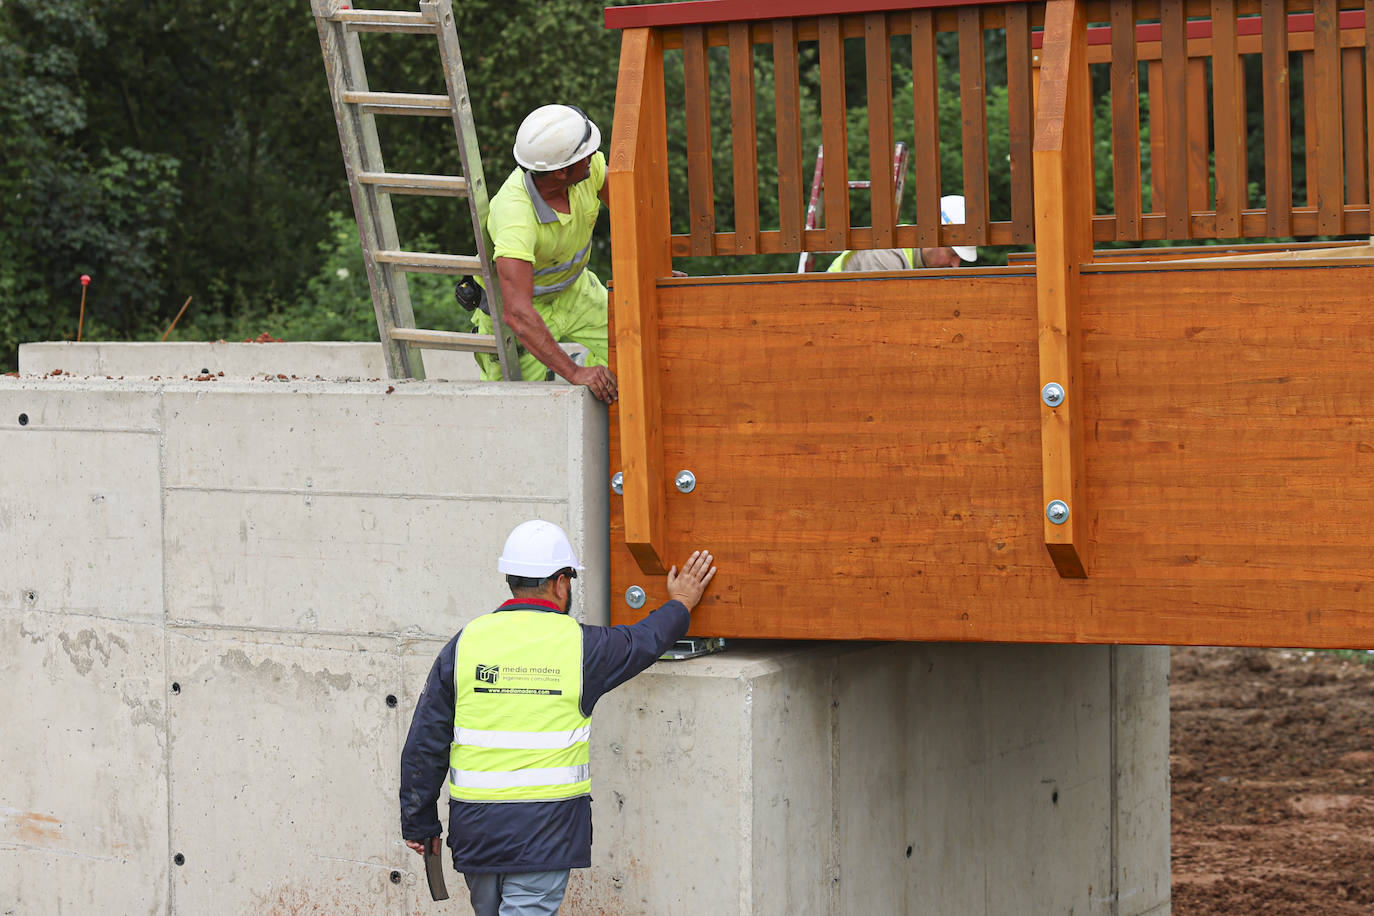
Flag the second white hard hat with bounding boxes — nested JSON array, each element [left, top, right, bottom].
[[513, 104, 602, 172], [939, 195, 979, 263], [498, 520, 586, 578]]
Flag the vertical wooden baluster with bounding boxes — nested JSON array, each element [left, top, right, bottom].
[[683, 26, 716, 256], [819, 15, 851, 251], [912, 9, 942, 247], [1305, 50, 1319, 208], [1212, 0, 1245, 236], [774, 20, 805, 253], [729, 22, 760, 253], [1262, 0, 1292, 235], [1112, 0, 1142, 240], [1187, 56, 1210, 223], [1162, 0, 1190, 237], [1341, 45, 1366, 207], [959, 7, 989, 250], [1006, 2, 1035, 243], [1148, 60, 1166, 214], [866, 12, 897, 248], [1367, 0, 1374, 211], [1313, 0, 1345, 233]]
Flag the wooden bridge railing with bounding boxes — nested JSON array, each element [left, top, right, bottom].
[[604, 0, 1374, 578], [1071, 0, 1374, 241], [607, 0, 1374, 259], [607, 0, 1041, 258]]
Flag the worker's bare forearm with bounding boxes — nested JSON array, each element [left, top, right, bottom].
[[502, 304, 581, 381], [495, 257, 580, 381]]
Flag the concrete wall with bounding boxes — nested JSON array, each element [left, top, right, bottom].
[[17, 340, 586, 382], [0, 364, 1168, 915], [574, 642, 1170, 916]]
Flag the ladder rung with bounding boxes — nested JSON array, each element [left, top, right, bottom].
[[390, 327, 499, 355], [330, 8, 437, 34], [358, 171, 469, 197], [374, 250, 482, 275], [343, 91, 452, 117]]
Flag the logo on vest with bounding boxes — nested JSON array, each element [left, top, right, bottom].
[[472, 663, 565, 695]]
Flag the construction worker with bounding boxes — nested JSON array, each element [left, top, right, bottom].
[[400, 519, 718, 915], [826, 194, 978, 272], [469, 104, 618, 404]]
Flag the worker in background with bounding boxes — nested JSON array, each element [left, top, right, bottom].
[[400, 519, 718, 915], [827, 194, 978, 272], [467, 104, 618, 404]]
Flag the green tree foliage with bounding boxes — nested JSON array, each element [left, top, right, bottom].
[[0, 0, 626, 370], [0, 0, 1336, 372]]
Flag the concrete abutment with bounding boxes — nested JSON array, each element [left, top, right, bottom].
[[0, 345, 1168, 914]]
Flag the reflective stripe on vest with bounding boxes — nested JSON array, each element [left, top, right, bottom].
[[449, 609, 591, 803], [530, 238, 592, 298], [455, 725, 592, 749], [449, 763, 591, 791]]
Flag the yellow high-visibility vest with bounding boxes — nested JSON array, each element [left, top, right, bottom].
[[449, 610, 591, 803]]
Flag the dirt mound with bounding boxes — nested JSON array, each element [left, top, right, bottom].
[[1172, 646, 1374, 913]]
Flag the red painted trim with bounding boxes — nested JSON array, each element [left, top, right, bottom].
[[605, 0, 1011, 31], [1032, 10, 1365, 48], [606, 2, 1367, 38], [499, 598, 564, 612]]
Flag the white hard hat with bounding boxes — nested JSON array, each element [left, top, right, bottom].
[[939, 195, 978, 262], [513, 104, 601, 172], [498, 520, 586, 578]]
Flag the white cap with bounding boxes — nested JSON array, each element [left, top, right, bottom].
[[513, 104, 602, 172], [498, 520, 585, 578], [939, 195, 978, 263]]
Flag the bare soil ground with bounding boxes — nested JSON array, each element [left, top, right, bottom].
[[1171, 646, 1374, 914]]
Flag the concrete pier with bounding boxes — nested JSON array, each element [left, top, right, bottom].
[[0, 355, 1168, 914]]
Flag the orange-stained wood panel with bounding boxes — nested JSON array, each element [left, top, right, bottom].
[[609, 264, 1374, 648]]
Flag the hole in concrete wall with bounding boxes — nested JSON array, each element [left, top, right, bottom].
[[389, 871, 402, 884], [386, 694, 398, 708], [18, 414, 27, 426], [173, 853, 185, 866], [905, 846, 913, 858], [171, 682, 181, 695], [1052, 790, 1059, 805]]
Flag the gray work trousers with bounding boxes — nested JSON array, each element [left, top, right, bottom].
[[464, 869, 570, 916]]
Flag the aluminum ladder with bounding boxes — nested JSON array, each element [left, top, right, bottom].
[[311, 0, 520, 379]]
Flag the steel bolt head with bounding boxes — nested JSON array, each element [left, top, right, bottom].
[[1046, 500, 1070, 525], [611, 471, 624, 495], [675, 470, 696, 493], [625, 586, 646, 609], [1041, 382, 1066, 408]]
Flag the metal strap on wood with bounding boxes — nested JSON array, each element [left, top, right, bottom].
[[311, 0, 521, 380]]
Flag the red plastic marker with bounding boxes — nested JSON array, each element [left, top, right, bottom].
[[78, 274, 91, 342]]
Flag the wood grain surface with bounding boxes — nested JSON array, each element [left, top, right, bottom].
[[608, 265, 1374, 648]]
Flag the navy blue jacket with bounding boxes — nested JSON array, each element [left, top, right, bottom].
[[400, 597, 690, 873]]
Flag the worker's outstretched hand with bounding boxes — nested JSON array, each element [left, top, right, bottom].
[[406, 836, 442, 856], [571, 365, 618, 404], [666, 550, 717, 612]]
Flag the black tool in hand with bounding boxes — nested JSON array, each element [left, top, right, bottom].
[[424, 838, 449, 901]]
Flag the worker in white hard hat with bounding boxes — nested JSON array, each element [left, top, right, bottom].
[[826, 194, 979, 272], [400, 519, 718, 915], [467, 104, 619, 404]]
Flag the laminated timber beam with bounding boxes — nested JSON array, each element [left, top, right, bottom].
[[609, 28, 671, 574], [1033, 0, 1092, 577]]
